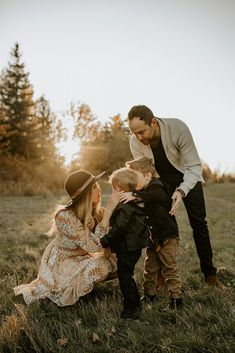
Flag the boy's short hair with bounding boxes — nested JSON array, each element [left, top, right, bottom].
[[110, 167, 139, 192], [125, 156, 157, 177]]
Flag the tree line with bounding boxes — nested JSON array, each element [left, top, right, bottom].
[[0, 43, 133, 193], [0, 43, 233, 195]]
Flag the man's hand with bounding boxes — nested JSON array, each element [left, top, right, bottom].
[[169, 190, 183, 216]]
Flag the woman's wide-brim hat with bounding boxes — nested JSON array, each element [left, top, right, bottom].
[[64, 170, 105, 208]]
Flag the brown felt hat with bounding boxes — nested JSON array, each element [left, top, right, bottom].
[[64, 170, 105, 207]]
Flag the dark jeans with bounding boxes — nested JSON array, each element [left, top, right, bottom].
[[167, 181, 217, 277], [116, 250, 142, 312]]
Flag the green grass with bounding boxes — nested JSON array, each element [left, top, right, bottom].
[[0, 184, 235, 353]]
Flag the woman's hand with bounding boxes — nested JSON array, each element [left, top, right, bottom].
[[101, 190, 123, 229], [106, 190, 123, 213], [119, 192, 137, 204], [103, 248, 112, 258]]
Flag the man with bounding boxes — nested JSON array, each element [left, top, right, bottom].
[[127, 104, 226, 289]]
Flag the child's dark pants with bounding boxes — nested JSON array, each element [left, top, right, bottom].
[[116, 249, 142, 313]]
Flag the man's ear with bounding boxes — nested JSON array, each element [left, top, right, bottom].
[[151, 118, 158, 127]]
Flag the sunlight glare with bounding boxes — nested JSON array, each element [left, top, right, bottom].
[[56, 118, 80, 165], [57, 139, 80, 165]]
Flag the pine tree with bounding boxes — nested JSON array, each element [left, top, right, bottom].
[[0, 43, 39, 158], [34, 95, 57, 160]]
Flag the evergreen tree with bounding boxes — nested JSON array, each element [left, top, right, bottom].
[[0, 43, 39, 158], [0, 103, 11, 150], [34, 95, 58, 160]]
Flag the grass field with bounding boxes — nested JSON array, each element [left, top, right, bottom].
[[0, 183, 235, 353]]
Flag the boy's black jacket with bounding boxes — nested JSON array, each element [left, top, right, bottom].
[[132, 178, 179, 245], [100, 201, 149, 253]]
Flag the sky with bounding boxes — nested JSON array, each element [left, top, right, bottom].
[[1, 0, 235, 172]]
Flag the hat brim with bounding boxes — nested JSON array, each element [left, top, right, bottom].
[[64, 171, 106, 208]]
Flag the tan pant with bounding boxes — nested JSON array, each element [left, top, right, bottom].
[[143, 238, 182, 299]]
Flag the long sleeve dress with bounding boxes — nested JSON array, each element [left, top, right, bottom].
[[14, 209, 117, 307]]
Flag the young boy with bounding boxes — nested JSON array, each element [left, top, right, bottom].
[[125, 157, 183, 309], [100, 168, 150, 319]]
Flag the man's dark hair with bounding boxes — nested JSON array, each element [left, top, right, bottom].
[[128, 105, 155, 125]]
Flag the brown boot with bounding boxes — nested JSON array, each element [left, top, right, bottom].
[[205, 276, 228, 291]]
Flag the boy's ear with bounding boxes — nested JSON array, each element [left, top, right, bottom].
[[114, 186, 121, 192]]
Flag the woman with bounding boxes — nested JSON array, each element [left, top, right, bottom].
[[14, 170, 120, 307]]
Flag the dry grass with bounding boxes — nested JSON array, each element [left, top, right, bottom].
[[0, 156, 66, 195], [0, 184, 235, 353]]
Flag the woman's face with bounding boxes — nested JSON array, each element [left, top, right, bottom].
[[91, 182, 101, 205]]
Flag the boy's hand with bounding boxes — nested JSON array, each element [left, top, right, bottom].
[[119, 192, 137, 204], [169, 190, 183, 215]]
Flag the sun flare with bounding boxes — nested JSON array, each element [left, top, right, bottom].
[[56, 139, 80, 165], [56, 119, 80, 165]]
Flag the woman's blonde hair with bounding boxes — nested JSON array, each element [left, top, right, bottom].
[[110, 167, 139, 192], [48, 187, 95, 236], [125, 156, 157, 177]]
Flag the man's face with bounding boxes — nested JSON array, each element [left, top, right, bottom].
[[129, 117, 156, 145]]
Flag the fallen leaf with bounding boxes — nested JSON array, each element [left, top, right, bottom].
[[57, 337, 68, 346], [108, 325, 116, 336], [184, 243, 190, 250], [110, 325, 116, 334], [92, 333, 100, 343]]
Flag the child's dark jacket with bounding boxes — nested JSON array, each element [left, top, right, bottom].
[[100, 201, 149, 253], [132, 178, 179, 245]]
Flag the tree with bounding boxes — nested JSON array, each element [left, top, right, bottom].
[[78, 114, 132, 174], [63, 102, 101, 165], [0, 43, 38, 158], [0, 103, 11, 150], [66, 102, 100, 142], [34, 95, 58, 160]]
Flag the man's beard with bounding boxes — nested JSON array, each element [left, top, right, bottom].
[[150, 136, 161, 147]]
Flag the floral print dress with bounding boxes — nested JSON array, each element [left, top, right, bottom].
[[14, 210, 117, 307]]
